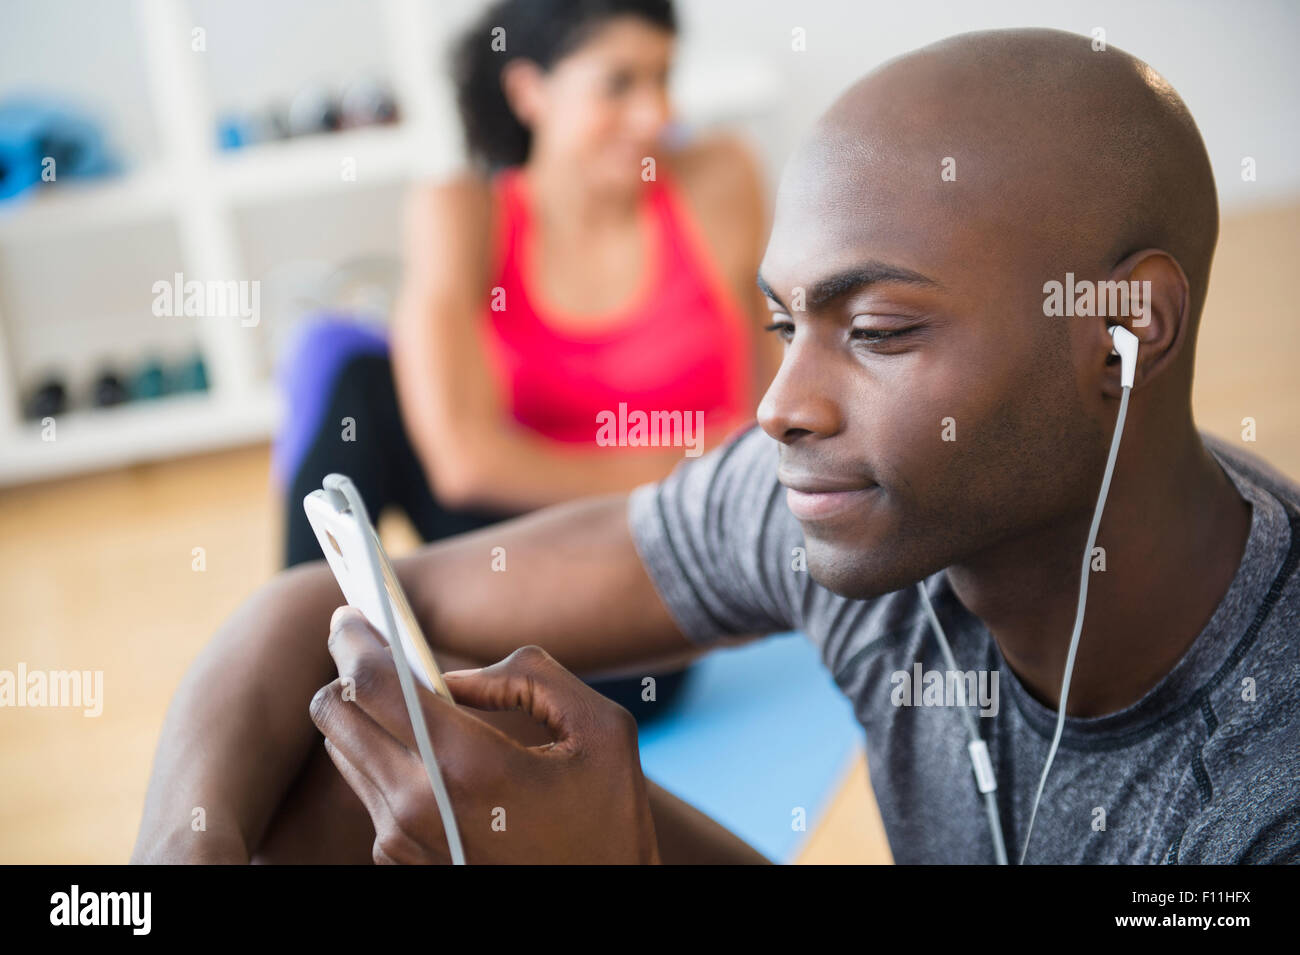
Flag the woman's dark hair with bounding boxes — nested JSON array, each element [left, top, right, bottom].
[[452, 0, 677, 171]]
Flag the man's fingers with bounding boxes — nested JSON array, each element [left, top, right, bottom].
[[323, 737, 446, 866], [322, 736, 387, 826], [327, 606, 429, 750], [327, 606, 524, 760], [320, 734, 419, 863], [442, 645, 616, 751], [311, 678, 419, 801], [372, 843, 400, 865]]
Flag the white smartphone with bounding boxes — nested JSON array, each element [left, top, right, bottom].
[[303, 477, 451, 700]]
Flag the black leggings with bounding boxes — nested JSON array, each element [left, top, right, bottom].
[[283, 352, 690, 724]]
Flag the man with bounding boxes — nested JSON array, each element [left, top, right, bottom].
[[134, 28, 1299, 865]]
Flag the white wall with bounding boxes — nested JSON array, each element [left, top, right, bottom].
[[3, 0, 1296, 212], [669, 0, 1300, 212]]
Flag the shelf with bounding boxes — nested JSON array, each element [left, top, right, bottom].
[[0, 58, 777, 243], [0, 386, 281, 487], [212, 125, 417, 204], [0, 0, 443, 487], [0, 125, 417, 245], [0, 167, 175, 241]]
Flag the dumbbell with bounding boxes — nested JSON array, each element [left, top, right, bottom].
[[287, 86, 342, 137], [23, 375, 67, 420], [91, 367, 129, 407], [340, 77, 398, 128]]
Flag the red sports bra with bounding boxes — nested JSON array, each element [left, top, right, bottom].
[[479, 166, 755, 445]]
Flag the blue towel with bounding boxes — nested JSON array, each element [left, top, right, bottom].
[[0, 98, 118, 202]]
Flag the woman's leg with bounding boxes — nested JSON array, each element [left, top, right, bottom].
[[280, 321, 394, 568]]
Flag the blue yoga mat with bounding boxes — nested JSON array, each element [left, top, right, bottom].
[[636, 632, 866, 863]]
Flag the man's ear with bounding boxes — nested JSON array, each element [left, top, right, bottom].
[[500, 58, 545, 129], [1099, 249, 1190, 398]]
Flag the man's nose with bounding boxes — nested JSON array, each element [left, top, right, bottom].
[[757, 342, 844, 444]]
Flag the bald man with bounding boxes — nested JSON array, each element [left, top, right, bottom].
[[136, 28, 1299, 865]]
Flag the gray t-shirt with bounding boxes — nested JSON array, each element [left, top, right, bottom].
[[628, 425, 1300, 864]]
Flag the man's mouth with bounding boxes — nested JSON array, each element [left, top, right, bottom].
[[779, 472, 880, 522]]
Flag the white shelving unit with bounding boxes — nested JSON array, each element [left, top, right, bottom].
[[0, 0, 778, 488], [0, 0, 461, 487]]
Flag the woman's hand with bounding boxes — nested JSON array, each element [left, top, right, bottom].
[[309, 607, 662, 865]]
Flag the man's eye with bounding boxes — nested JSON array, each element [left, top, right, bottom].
[[851, 327, 906, 343]]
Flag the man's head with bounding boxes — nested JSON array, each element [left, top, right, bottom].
[[757, 28, 1218, 599]]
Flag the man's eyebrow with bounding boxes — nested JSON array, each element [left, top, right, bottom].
[[756, 262, 943, 310]]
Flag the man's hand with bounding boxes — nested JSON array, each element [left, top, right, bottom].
[[309, 607, 662, 865]]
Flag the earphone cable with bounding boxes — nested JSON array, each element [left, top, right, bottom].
[[1018, 383, 1132, 864], [918, 581, 1010, 865]]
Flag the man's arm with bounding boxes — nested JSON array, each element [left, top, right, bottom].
[[399, 493, 721, 678], [132, 493, 742, 862], [648, 781, 772, 864]]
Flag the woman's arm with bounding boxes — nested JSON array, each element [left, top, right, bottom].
[[389, 177, 721, 514]]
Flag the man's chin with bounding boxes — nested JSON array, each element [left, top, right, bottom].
[[804, 538, 923, 601]]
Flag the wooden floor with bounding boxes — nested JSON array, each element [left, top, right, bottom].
[[0, 202, 1294, 865]]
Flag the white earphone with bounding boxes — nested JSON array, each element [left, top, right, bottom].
[[917, 323, 1140, 864], [1110, 323, 1139, 388]]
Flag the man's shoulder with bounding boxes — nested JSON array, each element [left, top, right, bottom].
[[625, 424, 803, 644], [1201, 431, 1300, 515], [717, 422, 780, 468], [1201, 427, 1300, 669], [631, 424, 778, 514], [1187, 436, 1300, 863], [672, 423, 783, 510]]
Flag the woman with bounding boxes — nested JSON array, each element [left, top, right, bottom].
[[278, 0, 776, 722]]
